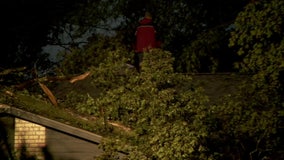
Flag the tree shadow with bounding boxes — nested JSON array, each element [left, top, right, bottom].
[[0, 120, 13, 159], [0, 120, 55, 160], [41, 145, 54, 160]]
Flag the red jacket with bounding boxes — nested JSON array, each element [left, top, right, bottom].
[[135, 18, 156, 53]]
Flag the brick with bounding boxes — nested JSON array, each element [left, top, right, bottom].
[[14, 118, 46, 160]]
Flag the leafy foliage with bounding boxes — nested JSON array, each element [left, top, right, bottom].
[[227, 0, 284, 159], [229, 0, 284, 118], [62, 46, 230, 159], [57, 0, 248, 73], [180, 28, 237, 73], [229, 0, 284, 75], [2, 0, 248, 74], [2, 0, 284, 159], [66, 1, 284, 157], [58, 36, 130, 75]]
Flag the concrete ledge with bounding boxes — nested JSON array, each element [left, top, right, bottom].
[[0, 104, 102, 144]]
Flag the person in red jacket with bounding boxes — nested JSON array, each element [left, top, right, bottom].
[[134, 11, 157, 73]]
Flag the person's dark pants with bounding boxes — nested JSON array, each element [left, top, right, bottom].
[[134, 52, 143, 73]]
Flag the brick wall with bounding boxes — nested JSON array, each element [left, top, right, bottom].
[[14, 118, 46, 160], [0, 106, 126, 160]]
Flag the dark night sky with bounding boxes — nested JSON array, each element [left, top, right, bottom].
[[1, 0, 78, 68]]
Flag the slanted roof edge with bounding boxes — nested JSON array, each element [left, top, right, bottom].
[[0, 103, 102, 144]]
